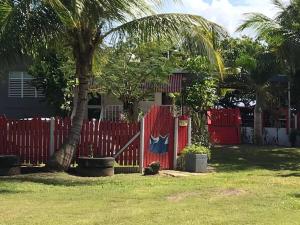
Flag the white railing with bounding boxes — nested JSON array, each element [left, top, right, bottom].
[[100, 105, 123, 122]]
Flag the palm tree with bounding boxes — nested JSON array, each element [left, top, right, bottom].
[[0, 0, 226, 170], [237, 0, 300, 83], [237, 0, 300, 143], [220, 37, 280, 145]]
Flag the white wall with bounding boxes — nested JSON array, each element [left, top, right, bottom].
[[241, 127, 291, 146], [154, 92, 162, 105]]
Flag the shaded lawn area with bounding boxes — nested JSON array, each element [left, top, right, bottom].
[[0, 145, 300, 225]]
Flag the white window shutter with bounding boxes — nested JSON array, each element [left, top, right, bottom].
[[8, 72, 45, 98]]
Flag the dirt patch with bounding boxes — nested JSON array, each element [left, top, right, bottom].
[[166, 192, 199, 202], [218, 188, 247, 196]]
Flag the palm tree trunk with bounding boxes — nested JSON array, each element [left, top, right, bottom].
[[47, 49, 93, 171], [254, 91, 263, 145], [71, 86, 79, 120], [123, 100, 139, 122]]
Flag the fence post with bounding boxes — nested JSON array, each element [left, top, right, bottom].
[[173, 117, 179, 169], [139, 117, 145, 173], [188, 117, 192, 146], [49, 117, 55, 157]]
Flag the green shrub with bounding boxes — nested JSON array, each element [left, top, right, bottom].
[[182, 144, 211, 159]]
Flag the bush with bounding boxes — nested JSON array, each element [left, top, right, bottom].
[[182, 145, 211, 159], [192, 128, 212, 148]]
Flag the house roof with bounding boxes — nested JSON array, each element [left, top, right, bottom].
[[143, 74, 183, 93]]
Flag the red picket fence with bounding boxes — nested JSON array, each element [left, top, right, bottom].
[[54, 118, 140, 166], [0, 106, 189, 169], [0, 117, 139, 166], [0, 117, 50, 165], [143, 106, 175, 169], [207, 108, 241, 145]]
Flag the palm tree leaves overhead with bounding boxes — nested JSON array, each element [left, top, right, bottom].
[[105, 13, 202, 42], [104, 13, 227, 76], [47, 0, 77, 28], [0, 0, 12, 32], [237, 0, 300, 74], [0, 0, 227, 73], [237, 13, 280, 38]]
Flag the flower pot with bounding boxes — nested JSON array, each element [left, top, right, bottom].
[[184, 153, 208, 173], [178, 115, 189, 127], [179, 120, 189, 127]]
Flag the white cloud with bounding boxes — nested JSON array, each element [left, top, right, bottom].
[[160, 0, 291, 36]]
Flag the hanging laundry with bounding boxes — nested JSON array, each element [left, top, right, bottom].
[[150, 135, 169, 154]]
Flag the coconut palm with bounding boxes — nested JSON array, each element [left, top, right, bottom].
[[0, 0, 226, 170], [220, 37, 281, 145], [237, 0, 300, 143], [237, 0, 300, 76]]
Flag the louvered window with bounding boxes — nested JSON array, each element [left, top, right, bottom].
[[8, 72, 45, 98]]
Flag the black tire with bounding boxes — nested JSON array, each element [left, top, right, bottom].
[[0, 167, 21, 176], [76, 167, 114, 177], [77, 157, 115, 168], [0, 155, 20, 168]]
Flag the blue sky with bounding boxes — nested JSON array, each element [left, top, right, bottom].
[[159, 0, 290, 36]]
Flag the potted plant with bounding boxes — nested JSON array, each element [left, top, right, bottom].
[[182, 145, 211, 173]]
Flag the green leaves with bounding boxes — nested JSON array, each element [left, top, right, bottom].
[[0, 0, 12, 32], [238, 0, 300, 75], [95, 41, 173, 98], [46, 0, 76, 28]]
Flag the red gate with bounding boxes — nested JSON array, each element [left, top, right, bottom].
[[207, 108, 241, 145], [143, 106, 175, 169]]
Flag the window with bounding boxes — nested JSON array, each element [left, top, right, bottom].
[[8, 72, 44, 98]]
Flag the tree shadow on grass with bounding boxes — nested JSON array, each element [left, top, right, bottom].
[[210, 145, 300, 173], [278, 172, 300, 177], [289, 193, 300, 198], [0, 189, 28, 194], [0, 172, 116, 187]]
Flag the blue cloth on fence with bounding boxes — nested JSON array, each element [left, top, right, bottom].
[[150, 135, 169, 154]]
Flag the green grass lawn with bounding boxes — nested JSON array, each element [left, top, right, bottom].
[[1, 145, 300, 225]]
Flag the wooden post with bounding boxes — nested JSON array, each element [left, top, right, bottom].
[[173, 117, 179, 169], [139, 117, 145, 173], [49, 117, 55, 157], [188, 117, 192, 146]]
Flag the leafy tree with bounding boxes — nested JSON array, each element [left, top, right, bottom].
[[0, 0, 226, 170], [238, 0, 300, 110], [220, 37, 281, 144], [182, 56, 219, 147], [29, 48, 75, 116], [95, 41, 174, 122]]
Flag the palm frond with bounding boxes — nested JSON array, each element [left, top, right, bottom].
[[0, 0, 12, 32], [102, 13, 226, 77], [46, 0, 76, 28], [237, 13, 281, 38], [180, 27, 226, 78], [272, 0, 286, 11]]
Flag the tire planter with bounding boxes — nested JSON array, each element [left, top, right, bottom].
[[0, 155, 21, 176], [76, 157, 114, 177], [185, 154, 208, 173]]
